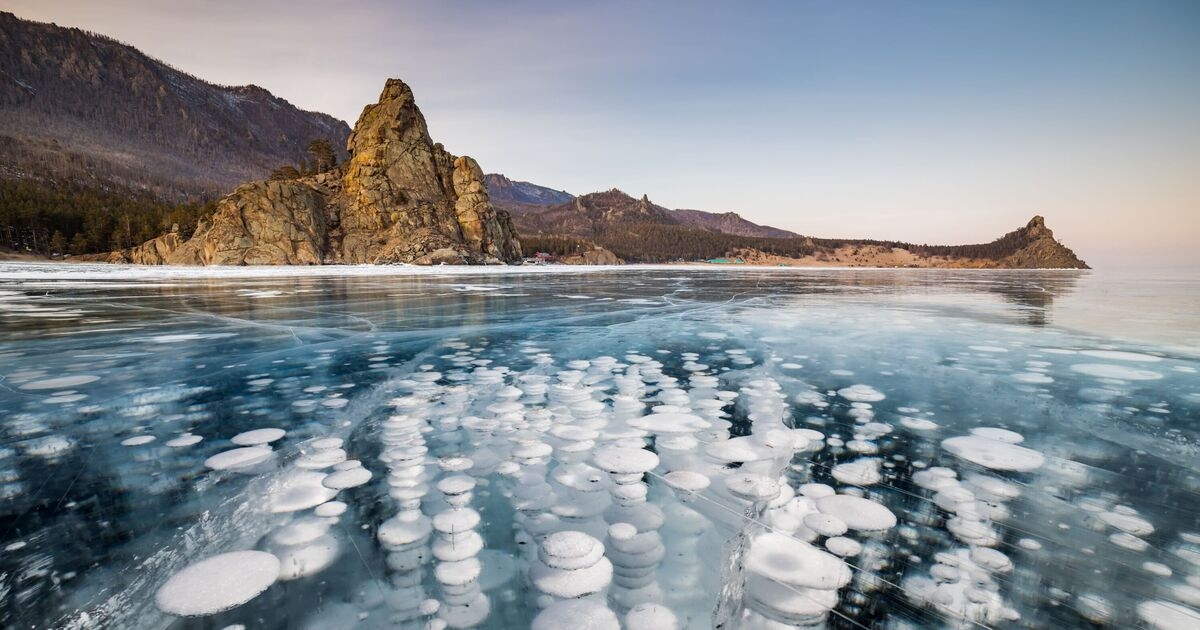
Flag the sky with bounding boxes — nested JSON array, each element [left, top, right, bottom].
[[5, 0, 1199, 268]]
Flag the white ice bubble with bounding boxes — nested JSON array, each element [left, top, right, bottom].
[[800, 483, 836, 499], [816, 495, 897, 531], [268, 471, 339, 513], [837, 384, 885, 402], [147, 333, 237, 344], [276, 534, 340, 580], [18, 375, 100, 390], [969, 427, 1024, 444], [121, 435, 156, 446], [1142, 561, 1172, 577], [1099, 511, 1155, 536], [231, 428, 286, 445], [311, 437, 343, 449], [824, 536, 862, 557], [314, 501, 348, 517], [625, 603, 678, 630], [270, 517, 332, 547], [22, 435, 74, 457], [941, 435, 1045, 472], [745, 531, 852, 590], [205, 446, 274, 472], [322, 466, 373, 490], [1070, 364, 1163, 381], [901, 417, 939, 431], [166, 434, 203, 448], [804, 513, 848, 537], [531, 600, 620, 630], [155, 551, 280, 616], [1138, 600, 1200, 630], [662, 470, 710, 493], [1077, 593, 1113, 624], [832, 458, 882, 486], [1080, 350, 1162, 363], [593, 446, 659, 474]]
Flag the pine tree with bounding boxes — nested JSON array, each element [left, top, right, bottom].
[[48, 230, 66, 256], [69, 232, 88, 255], [306, 138, 337, 172]]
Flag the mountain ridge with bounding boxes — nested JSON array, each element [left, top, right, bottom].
[[483, 173, 572, 208], [514, 189, 1088, 268], [487, 176, 801, 240], [0, 11, 350, 199]]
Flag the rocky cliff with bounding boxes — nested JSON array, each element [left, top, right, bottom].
[[109, 79, 521, 265], [990, 215, 1088, 269], [0, 12, 350, 199]]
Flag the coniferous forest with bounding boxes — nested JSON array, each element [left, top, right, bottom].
[[0, 179, 215, 256]]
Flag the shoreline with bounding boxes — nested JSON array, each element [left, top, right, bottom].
[[0, 260, 1095, 281]]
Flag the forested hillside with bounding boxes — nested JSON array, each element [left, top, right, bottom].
[[0, 11, 350, 254]]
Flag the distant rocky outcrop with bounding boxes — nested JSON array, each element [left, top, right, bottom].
[[988, 215, 1088, 269], [0, 11, 350, 198], [513, 189, 678, 238], [560, 246, 622, 265], [107, 79, 521, 265], [514, 186, 1088, 268], [669, 209, 798, 239], [483, 174, 573, 209], [508, 187, 797, 241]]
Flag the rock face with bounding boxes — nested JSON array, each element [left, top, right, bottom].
[[995, 216, 1088, 269], [93, 229, 186, 265], [561, 247, 623, 265], [115, 79, 522, 265]]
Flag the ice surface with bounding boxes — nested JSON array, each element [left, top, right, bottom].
[[2, 265, 1199, 629]]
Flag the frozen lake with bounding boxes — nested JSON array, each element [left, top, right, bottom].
[[1, 263, 1198, 629]]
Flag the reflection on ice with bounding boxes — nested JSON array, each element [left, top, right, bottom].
[[0, 266, 1198, 629]]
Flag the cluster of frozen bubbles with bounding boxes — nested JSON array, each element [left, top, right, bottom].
[[138, 338, 1200, 630]]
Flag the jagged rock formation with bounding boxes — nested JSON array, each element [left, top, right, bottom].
[[0, 12, 350, 198], [513, 189, 677, 238], [109, 79, 521, 265], [995, 216, 1088, 268], [489, 176, 797, 239]]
